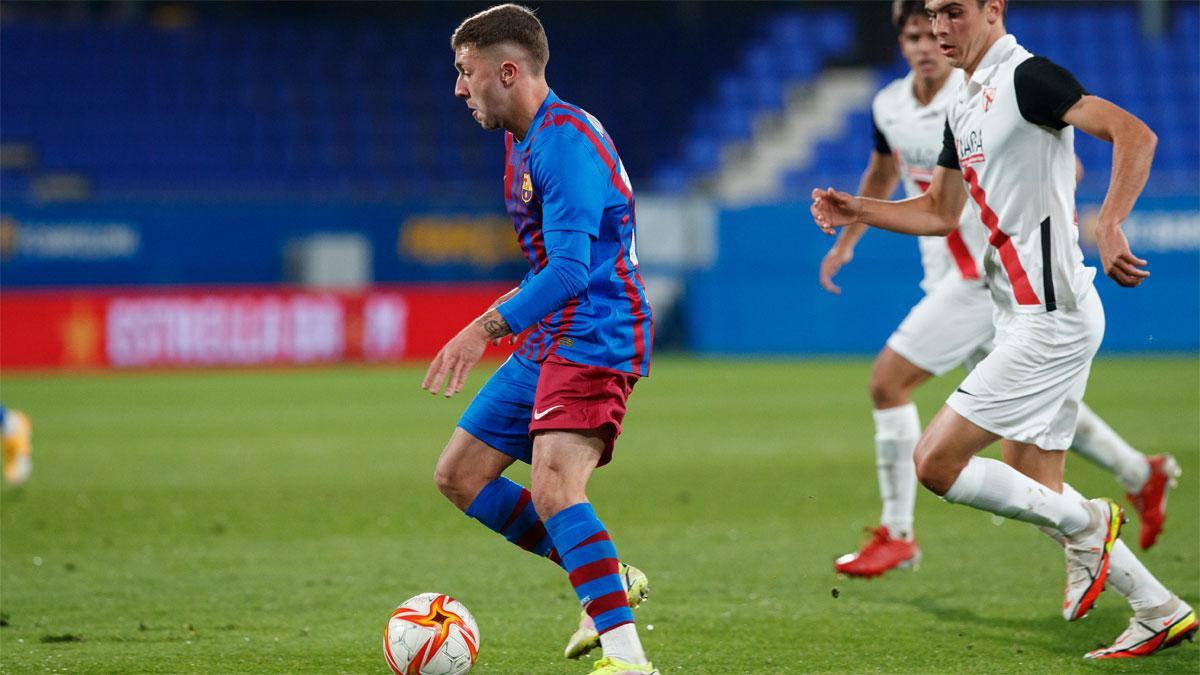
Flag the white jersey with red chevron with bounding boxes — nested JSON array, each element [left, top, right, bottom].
[[944, 35, 1096, 314], [871, 69, 986, 293]]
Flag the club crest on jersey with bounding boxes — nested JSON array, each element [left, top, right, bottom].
[[982, 86, 997, 112], [520, 172, 533, 203]]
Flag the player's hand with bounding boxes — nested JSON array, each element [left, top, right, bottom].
[[819, 245, 854, 295], [811, 187, 863, 235], [1096, 224, 1149, 288], [422, 324, 488, 398]]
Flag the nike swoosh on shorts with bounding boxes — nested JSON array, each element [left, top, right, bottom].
[[533, 405, 564, 420]]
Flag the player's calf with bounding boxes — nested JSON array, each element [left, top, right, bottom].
[[433, 430, 563, 564], [463, 476, 562, 565], [566, 563, 650, 659], [547, 504, 649, 667]]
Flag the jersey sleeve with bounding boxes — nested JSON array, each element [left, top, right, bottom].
[[1013, 56, 1088, 130], [871, 110, 892, 155], [937, 120, 960, 171], [534, 130, 608, 238]]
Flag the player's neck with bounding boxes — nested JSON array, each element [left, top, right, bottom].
[[508, 81, 551, 142], [912, 71, 951, 106], [961, 29, 1006, 79]]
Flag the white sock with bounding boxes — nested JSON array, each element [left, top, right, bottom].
[[1057, 484, 1172, 612], [599, 623, 647, 664], [942, 456, 1092, 535], [873, 403, 921, 540], [1071, 402, 1151, 493]]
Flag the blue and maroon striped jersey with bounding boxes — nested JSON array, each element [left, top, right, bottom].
[[503, 89, 652, 376]]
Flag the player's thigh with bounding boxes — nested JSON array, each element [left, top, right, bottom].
[[434, 426, 519, 489], [913, 404, 999, 491], [455, 354, 540, 465], [1001, 439, 1066, 491], [530, 430, 605, 500], [886, 279, 995, 378], [948, 297, 1103, 451], [528, 355, 638, 469]]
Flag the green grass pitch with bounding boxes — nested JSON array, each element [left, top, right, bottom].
[[1, 357, 1197, 674]]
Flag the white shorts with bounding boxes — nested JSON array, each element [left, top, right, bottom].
[[886, 279, 995, 376], [946, 288, 1105, 450]]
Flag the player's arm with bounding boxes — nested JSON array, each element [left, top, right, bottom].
[[1012, 56, 1153, 287], [1062, 96, 1155, 287], [494, 132, 603, 329], [819, 113, 902, 294], [487, 287, 520, 310], [484, 286, 521, 346], [422, 232, 591, 398], [422, 132, 603, 398], [494, 231, 589, 334], [813, 124, 965, 239], [820, 151, 901, 294]]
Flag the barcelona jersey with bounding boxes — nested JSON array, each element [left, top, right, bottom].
[[503, 89, 653, 376]]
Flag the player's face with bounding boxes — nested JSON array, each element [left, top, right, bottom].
[[454, 44, 506, 131], [926, 0, 995, 69], [898, 14, 949, 81]]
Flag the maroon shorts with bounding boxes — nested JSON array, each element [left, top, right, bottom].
[[527, 355, 639, 466]]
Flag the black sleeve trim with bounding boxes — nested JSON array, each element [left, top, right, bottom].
[[871, 110, 892, 155], [1013, 56, 1088, 130], [937, 120, 960, 170]]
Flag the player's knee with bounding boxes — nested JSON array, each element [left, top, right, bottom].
[[433, 457, 474, 512], [529, 484, 574, 522], [914, 446, 954, 496], [530, 465, 582, 521], [868, 369, 903, 408], [529, 489, 556, 522]]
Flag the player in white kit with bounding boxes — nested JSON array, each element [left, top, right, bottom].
[[822, 0, 1180, 581], [812, 0, 1196, 659]]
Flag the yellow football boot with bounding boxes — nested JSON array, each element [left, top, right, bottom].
[[589, 656, 658, 674]]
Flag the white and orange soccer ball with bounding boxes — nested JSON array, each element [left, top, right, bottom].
[[383, 593, 480, 675]]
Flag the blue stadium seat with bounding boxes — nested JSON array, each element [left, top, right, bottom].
[[1, 4, 1194, 201]]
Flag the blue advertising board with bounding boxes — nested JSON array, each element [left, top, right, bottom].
[[0, 200, 527, 287], [685, 197, 1199, 354]]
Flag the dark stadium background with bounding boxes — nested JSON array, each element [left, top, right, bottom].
[[2, 0, 1195, 368]]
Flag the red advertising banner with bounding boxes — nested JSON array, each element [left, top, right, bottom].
[[0, 284, 515, 370]]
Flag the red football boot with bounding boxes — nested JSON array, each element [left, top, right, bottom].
[[1126, 455, 1180, 550], [834, 526, 920, 578]]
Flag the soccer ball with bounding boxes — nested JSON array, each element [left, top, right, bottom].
[[383, 593, 480, 675]]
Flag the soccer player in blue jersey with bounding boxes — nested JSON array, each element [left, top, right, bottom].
[[423, 5, 657, 674], [1, 405, 32, 486]]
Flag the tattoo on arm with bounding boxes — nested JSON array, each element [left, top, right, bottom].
[[476, 309, 511, 340]]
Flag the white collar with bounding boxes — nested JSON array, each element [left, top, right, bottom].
[[969, 34, 1018, 86]]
